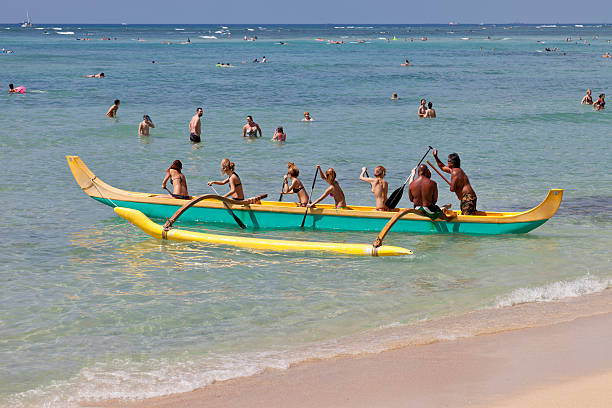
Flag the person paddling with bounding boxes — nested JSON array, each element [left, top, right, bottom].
[[281, 162, 309, 206], [432, 149, 478, 215], [360, 166, 389, 211], [208, 158, 244, 200], [162, 160, 190, 199], [308, 166, 346, 209]]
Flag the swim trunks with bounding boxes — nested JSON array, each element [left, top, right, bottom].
[[171, 194, 190, 200], [417, 205, 444, 220], [190, 133, 201, 143], [460, 193, 477, 215]]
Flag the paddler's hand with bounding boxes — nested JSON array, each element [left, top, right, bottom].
[[432, 148, 438, 157], [361, 166, 367, 172], [316, 165, 321, 169], [411, 167, 416, 176], [283, 174, 288, 181], [207, 181, 213, 186]]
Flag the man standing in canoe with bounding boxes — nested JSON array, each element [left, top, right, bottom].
[[432, 149, 478, 215], [408, 164, 455, 220], [189, 107, 203, 142]]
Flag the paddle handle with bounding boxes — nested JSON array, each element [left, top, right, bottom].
[[209, 185, 247, 229], [278, 178, 285, 202], [426, 160, 451, 186], [300, 167, 319, 228]]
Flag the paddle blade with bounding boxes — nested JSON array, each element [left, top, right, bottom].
[[385, 185, 405, 209]]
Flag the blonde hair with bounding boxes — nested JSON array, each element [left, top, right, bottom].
[[221, 158, 235, 174], [304, 111, 310, 117], [374, 165, 386, 178], [287, 162, 299, 177], [325, 168, 336, 183]]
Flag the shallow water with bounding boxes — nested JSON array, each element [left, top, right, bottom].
[[1, 24, 611, 407]]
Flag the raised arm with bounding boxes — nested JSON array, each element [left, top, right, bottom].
[[432, 149, 451, 173], [317, 165, 326, 181], [359, 167, 374, 182], [148, 120, 155, 128]]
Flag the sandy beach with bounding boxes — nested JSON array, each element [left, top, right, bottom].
[[95, 290, 612, 408]]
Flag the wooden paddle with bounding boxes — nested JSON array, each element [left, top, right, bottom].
[[300, 167, 319, 229], [278, 175, 286, 201], [208, 185, 247, 229], [426, 160, 451, 185], [385, 146, 433, 209]]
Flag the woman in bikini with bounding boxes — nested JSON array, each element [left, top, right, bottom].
[[242, 115, 262, 137], [281, 162, 309, 206], [594, 93, 606, 111], [272, 126, 286, 141], [162, 160, 190, 199], [359, 165, 389, 211], [581, 89, 593, 105], [308, 165, 346, 209], [208, 158, 244, 200]]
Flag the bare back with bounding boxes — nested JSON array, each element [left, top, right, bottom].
[[189, 115, 201, 136], [450, 168, 475, 199], [409, 177, 438, 207]]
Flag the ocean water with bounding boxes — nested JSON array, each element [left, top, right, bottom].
[[1, 24, 611, 407]]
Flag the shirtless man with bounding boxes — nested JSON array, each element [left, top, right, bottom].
[[162, 160, 189, 199], [433, 149, 478, 215], [84, 72, 104, 78], [581, 89, 593, 105], [360, 166, 389, 211], [138, 115, 155, 136], [189, 107, 203, 142], [106, 99, 120, 118], [424, 102, 436, 118], [242, 115, 262, 137], [408, 165, 454, 220], [417, 99, 427, 117]]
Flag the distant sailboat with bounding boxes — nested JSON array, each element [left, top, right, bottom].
[[21, 11, 33, 28]]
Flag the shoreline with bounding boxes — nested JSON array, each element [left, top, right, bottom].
[[93, 288, 612, 408]]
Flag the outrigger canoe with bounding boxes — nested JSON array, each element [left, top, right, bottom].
[[114, 207, 412, 256], [67, 156, 563, 235]]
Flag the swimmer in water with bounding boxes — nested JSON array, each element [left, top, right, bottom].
[[360, 166, 389, 211], [581, 89, 593, 105], [302, 111, 314, 121], [272, 126, 286, 141], [281, 162, 309, 206], [8, 83, 24, 93], [401, 59, 410, 66], [84, 72, 104, 78], [106, 99, 120, 118], [189, 107, 203, 142], [418, 99, 427, 117], [424, 102, 437, 118], [162, 160, 190, 199], [593, 93, 606, 111], [208, 158, 244, 200], [138, 115, 155, 136], [308, 165, 346, 209], [391, 93, 398, 100], [243, 116, 262, 137]]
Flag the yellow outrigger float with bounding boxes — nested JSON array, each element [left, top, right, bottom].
[[114, 207, 413, 257]]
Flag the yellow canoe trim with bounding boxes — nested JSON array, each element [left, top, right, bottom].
[[67, 155, 563, 224], [114, 207, 413, 257]]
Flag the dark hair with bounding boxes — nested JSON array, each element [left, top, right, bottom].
[[114, 99, 120, 105], [197, 107, 203, 112], [100, 73, 104, 77], [418, 164, 431, 177], [428, 102, 433, 108], [168, 160, 182, 172], [448, 153, 461, 167], [9, 83, 14, 89], [421, 99, 426, 104], [247, 115, 253, 121], [277, 126, 284, 133]]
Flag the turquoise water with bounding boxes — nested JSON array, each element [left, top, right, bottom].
[[1, 24, 611, 407]]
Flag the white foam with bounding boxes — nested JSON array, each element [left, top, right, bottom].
[[199, 36, 217, 39], [57, 32, 74, 35], [495, 275, 612, 308], [175, 28, 184, 31]]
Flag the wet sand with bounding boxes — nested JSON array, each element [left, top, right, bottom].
[[96, 292, 612, 408]]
